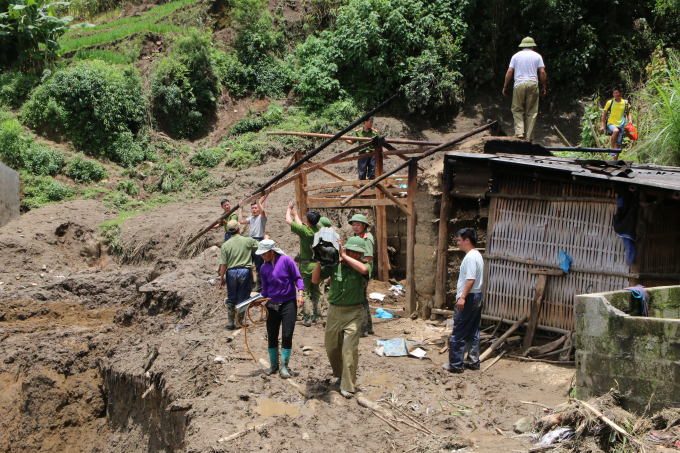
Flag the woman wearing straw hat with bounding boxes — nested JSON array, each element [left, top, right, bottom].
[[256, 239, 305, 378]]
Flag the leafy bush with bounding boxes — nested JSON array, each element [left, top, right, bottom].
[[293, 0, 466, 111], [0, 71, 39, 108], [67, 153, 108, 183], [81, 186, 109, 199], [116, 179, 138, 196], [190, 147, 225, 167], [223, 133, 267, 169], [189, 168, 209, 181], [103, 191, 142, 210], [21, 172, 74, 210], [228, 102, 283, 135], [579, 98, 606, 148], [22, 60, 149, 167], [0, 112, 64, 175], [152, 30, 219, 139]]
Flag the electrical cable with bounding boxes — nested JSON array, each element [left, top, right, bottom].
[[235, 298, 270, 363]]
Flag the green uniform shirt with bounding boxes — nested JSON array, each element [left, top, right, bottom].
[[355, 231, 374, 262], [290, 221, 319, 262], [320, 261, 372, 306], [350, 127, 379, 142], [219, 234, 259, 269], [222, 213, 239, 234]]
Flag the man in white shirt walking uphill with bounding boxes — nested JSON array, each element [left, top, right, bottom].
[[502, 37, 547, 141], [443, 228, 484, 374]]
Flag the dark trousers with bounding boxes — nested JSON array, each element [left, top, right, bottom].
[[266, 299, 297, 349], [358, 151, 375, 180], [251, 236, 264, 281], [448, 293, 484, 369], [225, 268, 252, 305]]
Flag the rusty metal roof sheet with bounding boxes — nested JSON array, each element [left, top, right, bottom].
[[445, 152, 680, 192]]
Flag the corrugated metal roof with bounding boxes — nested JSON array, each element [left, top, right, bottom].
[[445, 152, 680, 192]]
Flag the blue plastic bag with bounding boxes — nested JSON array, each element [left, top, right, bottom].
[[375, 308, 394, 319]]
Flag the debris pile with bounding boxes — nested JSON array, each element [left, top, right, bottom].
[[518, 391, 680, 452]]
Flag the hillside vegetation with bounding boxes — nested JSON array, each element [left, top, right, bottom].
[[1, 0, 679, 220]]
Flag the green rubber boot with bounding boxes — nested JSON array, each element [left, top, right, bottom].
[[226, 304, 237, 330], [265, 348, 279, 375], [237, 307, 246, 328], [280, 349, 291, 379]]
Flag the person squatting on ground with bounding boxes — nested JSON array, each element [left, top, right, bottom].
[[212, 199, 238, 242], [312, 237, 370, 398], [350, 214, 375, 337], [503, 37, 547, 141], [600, 85, 633, 154], [286, 201, 322, 327], [444, 228, 484, 374], [345, 117, 379, 180], [239, 196, 267, 291], [219, 220, 260, 330], [257, 239, 305, 379]]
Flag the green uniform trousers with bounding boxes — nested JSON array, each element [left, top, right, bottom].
[[300, 271, 322, 321], [324, 303, 363, 393], [511, 81, 540, 140]]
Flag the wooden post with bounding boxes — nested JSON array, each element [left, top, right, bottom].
[[522, 268, 563, 351], [300, 166, 308, 220], [293, 151, 306, 218], [374, 142, 389, 281], [405, 161, 418, 316], [434, 159, 452, 311]]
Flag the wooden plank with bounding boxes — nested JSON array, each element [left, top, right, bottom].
[[308, 187, 405, 198], [375, 142, 389, 281], [523, 274, 547, 351], [266, 131, 443, 146], [405, 161, 418, 316], [332, 152, 376, 165], [307, 177, 408, 191], [307, 198, 402, 208], [479, 315, 528, 362], [528, 268, 565, 276], [383, 147, 431, 155], [300, 164, 308, 220], [294, 151, 305, 218], [434, 158, 452, 310], [394, 153, 426, 172], [317, 166, 349, 182]]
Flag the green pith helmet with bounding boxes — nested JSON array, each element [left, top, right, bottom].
[[519, 37, 536, 48], [344, 236, 367, 254], [319, 217, 332, 227], [349, 214, 370, 226]]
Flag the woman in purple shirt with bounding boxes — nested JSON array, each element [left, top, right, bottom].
[[256, 239, 304, 378]]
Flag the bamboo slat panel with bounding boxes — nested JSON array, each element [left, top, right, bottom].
[[483, 176, 628, 331], [640, 201, 680, 287]]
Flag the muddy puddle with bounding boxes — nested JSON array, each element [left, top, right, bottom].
[[255, 398, 300, 419]]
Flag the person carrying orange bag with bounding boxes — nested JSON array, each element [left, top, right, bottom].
[[600, 85, 634, 156]]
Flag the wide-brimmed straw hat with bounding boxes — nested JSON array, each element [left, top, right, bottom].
[[519, 37, 537, 47], [254, 239, 286, 256]]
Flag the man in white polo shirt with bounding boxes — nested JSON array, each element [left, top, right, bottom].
[[502, 37, 547, 141]]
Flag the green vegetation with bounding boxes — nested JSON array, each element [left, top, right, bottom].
[[67, 153, 107, 182], [190, 147, 225, 167], [116, 179, 138, 196], [60, 22, 182, 53], [0, 71, 39, 108], [73, 49, 132, 65], [0, 111, 64, 175], [20, 172, 74, 210], [22, 60, 150, 166], [152, 30, 219, 138]]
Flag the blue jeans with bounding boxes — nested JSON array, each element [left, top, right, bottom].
[[448, 293, 484, 369], [225, 268, 252, 306], [607, 124, 625, 146], [358, 151, 375, 180]]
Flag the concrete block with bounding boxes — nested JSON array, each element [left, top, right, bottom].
[[0, 162, 20, 228]]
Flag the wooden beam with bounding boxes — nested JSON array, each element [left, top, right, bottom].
[[430, 309, 572, 335], [294, 151, 305, 219], [434, 159, 452, 310], [375, 142, 389, 281], [266, 131, 443, 146], [523, 274, 548, 351], [394, 153, 425, 172], [479, 315, 528, 362], [300, 164, 309, 220], [376, 184, 410, 216], [307, 177, 408, 191], [340, 122, 497, 206], [528, 268, 565, 276], [307, 198, 400, 208], [318, 166, 349, 182], [405, 161, 418, 316], [383, 147, 432, 155]]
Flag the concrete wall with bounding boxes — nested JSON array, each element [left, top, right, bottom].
[[0, 162, 20, 228], [575, 286, 680, 413]]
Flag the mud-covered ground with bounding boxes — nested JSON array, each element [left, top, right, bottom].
[[1, 111, 581, 452]]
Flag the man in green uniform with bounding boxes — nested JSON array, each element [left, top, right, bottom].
[[212, 199, 239, 242], [219, 220, 260, 329], [345, 117, 379, 180], [319, 217, 332, 228], [349, 214, 375, 337], [312, 237, 371, 398], [286, 200, 322, 327]]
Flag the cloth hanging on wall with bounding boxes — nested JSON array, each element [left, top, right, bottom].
[[613, 186, 638, 265]]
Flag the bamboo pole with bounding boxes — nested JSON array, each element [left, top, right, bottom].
[[339, 122, 497, 206], [267, 131, 442, 146], [479, 315, 528, 362]]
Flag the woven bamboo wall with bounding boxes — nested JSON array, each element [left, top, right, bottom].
[[640, 201, 680, 287], [484, 174, 629, 331]]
